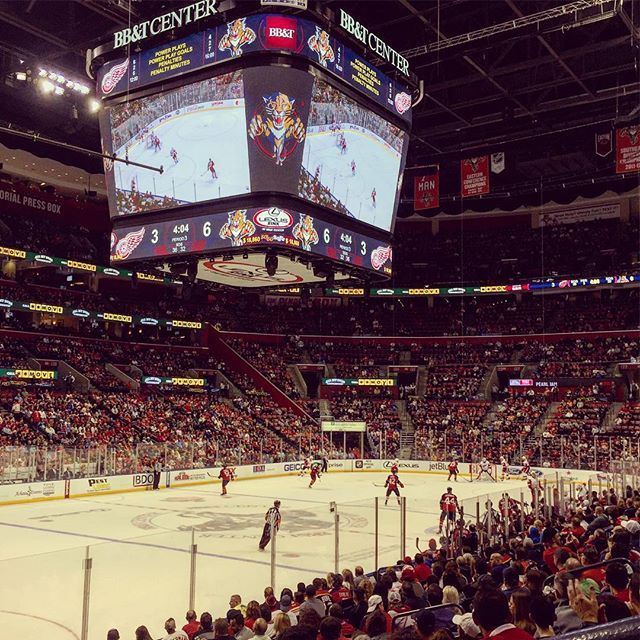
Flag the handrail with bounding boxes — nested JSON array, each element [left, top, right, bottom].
[[391, 602, 464, 630], [542, 557, 634, 589]]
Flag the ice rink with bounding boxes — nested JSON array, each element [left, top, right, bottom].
[[114, 103, 250, 211], [0, 471, 526, 640], [301, 128, 402, 231]]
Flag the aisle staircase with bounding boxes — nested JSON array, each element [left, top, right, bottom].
[[397, 398, 415, 458], [602, 402, 624, 429]]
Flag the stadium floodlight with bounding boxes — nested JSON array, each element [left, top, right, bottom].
[[88, 98, 101, 113], [54, 86, 64, 96], [14, 72, 27, 81], [39, 79, 54, 94]]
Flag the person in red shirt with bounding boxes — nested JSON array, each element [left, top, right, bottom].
[[330, 574, 353, 605], [218, 464, 235, 496], [413, 553, 432, 583], [182, 610, 200, 640], [605, 562, 631, 602], [472, 589, 535, 640], [309, 462, 322, 488], [578, 546, 606, 585], [384, 471, 404, 506]]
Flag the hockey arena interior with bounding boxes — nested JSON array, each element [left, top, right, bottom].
[[0, 1, 640, 639]]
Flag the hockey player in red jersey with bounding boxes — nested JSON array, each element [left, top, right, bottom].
[[351, 160, 356, 176], [384, 470, 404, 506], [390, 459, 399, 475], [447, 460, 459, 482], [309, 462, 321, 488], [153, 135, 161, 152], [340, 138, 347, 155], [218, 464, 235, 496], [207, 158, 217, 179], [438, 487, 459, 534], [170, 148, 178, 164]]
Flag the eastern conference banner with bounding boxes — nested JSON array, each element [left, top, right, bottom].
[[0, 245, 180, 286], [0, 296, 202, 330], [97, 13, 412, 124], [0, 368, 58, 380], [111, 207, 393, 276], [141, 376, 206, 386], [321, 420, 366, 432], [322, 377, 396, 386], [616, 126, 640, 174], [461, 156, 490, 198]]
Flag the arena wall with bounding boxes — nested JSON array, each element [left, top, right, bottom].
[[0, 460, 600, 507]]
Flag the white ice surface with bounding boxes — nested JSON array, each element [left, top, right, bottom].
[[0, 472, 526, 640], [114, 104, 251, 208], [301, 128, 402, 232]]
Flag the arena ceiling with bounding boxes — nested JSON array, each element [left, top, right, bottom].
[[0, 0, 638, 204]]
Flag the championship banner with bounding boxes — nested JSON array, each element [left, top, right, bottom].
[[595, 132, 612, 158], [414, 172, 439, 210], [616, 127, 640, 173], [461, 156, 489, 197], [491, 152, 505, 174]]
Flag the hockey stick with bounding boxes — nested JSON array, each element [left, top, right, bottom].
[[372, 482, 386, 487]]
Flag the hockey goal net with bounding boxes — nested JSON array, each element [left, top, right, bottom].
[[469, 463, 497, 481]]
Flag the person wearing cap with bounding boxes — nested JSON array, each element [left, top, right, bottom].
[[363, 595, 392, 634], [452, 612, 481, 640], [273, 595, 298, 626], [414, 609, 436, 640]]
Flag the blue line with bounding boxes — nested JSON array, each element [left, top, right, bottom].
[[0, 521, 326, 574]]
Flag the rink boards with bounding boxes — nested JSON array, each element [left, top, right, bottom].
[[0, 459, 598, 506]]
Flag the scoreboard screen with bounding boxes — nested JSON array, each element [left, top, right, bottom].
[[101, 67, 408, 233], [110, 206, 392, 276]]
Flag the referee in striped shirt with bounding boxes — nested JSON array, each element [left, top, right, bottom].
[[259, 500, 281, 550]]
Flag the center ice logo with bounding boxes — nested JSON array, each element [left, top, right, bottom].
[[248, 92, 306, 166], [219, 210, 256, 247], [218, 18, 256, 57]]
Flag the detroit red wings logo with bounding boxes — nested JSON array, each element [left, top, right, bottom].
[[112, 228, 145, 261], [101, 58, 129, 95], [394, 92, 411, 115], [371, 246, 392, 271]]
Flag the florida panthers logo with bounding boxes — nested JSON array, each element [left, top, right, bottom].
[[620, 126, 640, 145], [218, 18, 256, 57], [464, 157, 483, 172], [219, 210, 256, 247], [292, 214, 319, 251], [307, 27, 335, 67], [248, 92, 306, 166]]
